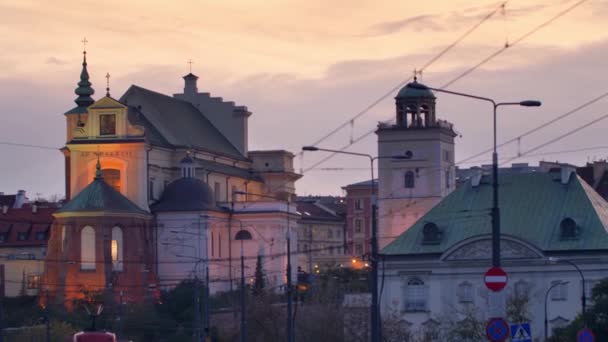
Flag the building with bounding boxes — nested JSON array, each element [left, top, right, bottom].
[[342, 180, 376, 260], [43, 49, 301, 305], [296, 197, 346, 273], [376, 78, 457, 249], [0, 203, 54, 297], [380, 167, 608, 339]]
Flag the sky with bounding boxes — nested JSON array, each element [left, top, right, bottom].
[[0, 0, 607, 198]]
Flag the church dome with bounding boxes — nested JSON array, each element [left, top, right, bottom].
[[151, 177, 216, 212], [396, 80, 435, 99]]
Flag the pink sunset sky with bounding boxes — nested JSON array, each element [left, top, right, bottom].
[[1, 0, 607, 198]]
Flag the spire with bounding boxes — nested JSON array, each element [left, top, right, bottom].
[[74, 39, 95, 108], [105, 72, 111, 97], [94, 152, 103, 180]]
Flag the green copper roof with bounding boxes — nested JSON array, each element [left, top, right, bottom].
[[57, 161, 148, 215], [382, 172, 608, 256], [396, 80, 435, 99]]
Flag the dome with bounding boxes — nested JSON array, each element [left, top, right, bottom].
[[396, 80, 435, 99], [151, 177, 216, 212]]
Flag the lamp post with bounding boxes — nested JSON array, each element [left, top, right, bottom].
[[234, 190, 295, 342], [406, 83, 541, 267], [545, 281, 569, 341], [548, 257, 586, 321], [302, 146, 411, 342], [235, 230, 252, 342]]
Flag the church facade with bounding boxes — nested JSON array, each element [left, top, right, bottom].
[[43, 50, 301, 306]]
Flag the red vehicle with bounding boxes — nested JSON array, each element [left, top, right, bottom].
[[72, 331, 117, 342]]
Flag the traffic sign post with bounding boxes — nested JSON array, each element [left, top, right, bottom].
[[577, 328, 595, 342], [484, 267, 508, 292], [511, 323, 531, 342], [486, 318, 509, 342]]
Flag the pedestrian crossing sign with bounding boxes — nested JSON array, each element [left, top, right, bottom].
[[511, 323, 532, 342]]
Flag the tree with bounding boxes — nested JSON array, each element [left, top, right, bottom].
[[548, 278, 608, 342], [252, 254, 266, 296]]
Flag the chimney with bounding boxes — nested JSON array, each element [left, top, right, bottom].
[[32, 204, 38, 213], [470, 167, 483, 188], [2, 205, 7, 214], [561, 165, 576, 184], [183, 73, 199, 96], [14, 190, 27, 208]]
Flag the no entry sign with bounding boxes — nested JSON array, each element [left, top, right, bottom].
[[485, 267, 508, 292]]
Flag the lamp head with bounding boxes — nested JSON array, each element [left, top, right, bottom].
[[548, 257, 559, 263], [302, 146, 319, 151], [519, 100, 542, 107]]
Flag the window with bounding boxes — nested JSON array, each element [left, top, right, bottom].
[[149, 179, 155, 200], [99, 114, 116, 135], [36, 232, 47, 241], [101, 169, 120, 192], [422, 223, 442, 245], [303, 244, 309, 252], [515, 280, 530, 297], [0, 233, 7, 243], [211, 232, 215, 257], [17, 232, 28, 241], [445, 169, 450, 189], [458, 282, 473, 303], [328, 229, 333, 239], [404, 171, 415, 188], [218, 233, 222, 258], [405, 278, 427, 311], [354, 199, 363, 210], [551, 281, 568, 301], [81, 226, 96, 270], [354, 219, 362, 233], [27, 274, 40, 289], [111, 226, 123, 271], [560, 217, 579, 240], [214, 182, 221, 202], [443, 150, 451, 162], [355, 244, 363, 255]]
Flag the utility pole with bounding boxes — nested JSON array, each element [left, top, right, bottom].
[[0, 295, 4, 342], [307, 226, 313, 273], [286, 201, 294, 342], [45, 287, 51, 342], [204, 266, 210, 342]]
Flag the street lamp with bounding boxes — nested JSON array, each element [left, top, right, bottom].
[[301, 146, 411, 342], [406, 82, 541, 267], [548, 257, 586, 320], [235, 229, 253, 342], [545, 280, 569, 341], [233, 190, 295, 342]]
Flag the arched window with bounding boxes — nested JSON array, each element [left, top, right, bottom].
[[111, 226, 123, 271], [101, 168, 121, 192], [560, 217, 579, 239], [458, 282, 473, 303], [81, 226, 96, 270], [405, 278, 427, 311], [60, 225, 66, 252], [404, 171, 415, 188], [422, 223, 442, 244]]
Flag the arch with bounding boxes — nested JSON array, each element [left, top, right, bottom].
[[102, 168, 121, 192], [86, 157, 128, 195], [441, 235, 544, 261], [422, 222, 442, 244], [81, 226, 96, 270], [111, 226, 124, 271], [560, 217, 579, 239], [404, 171, 415, 188]]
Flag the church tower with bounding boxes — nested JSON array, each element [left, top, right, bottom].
[[376, 78, 457, 248]]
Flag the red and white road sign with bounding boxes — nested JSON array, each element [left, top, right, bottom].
[[484, 267, 508, 292]]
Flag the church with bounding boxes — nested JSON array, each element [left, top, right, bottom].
[[43, 49, 301, 307]]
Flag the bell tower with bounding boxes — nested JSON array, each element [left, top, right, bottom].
[[376, 78, 457, 248]]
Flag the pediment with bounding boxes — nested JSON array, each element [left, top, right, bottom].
[[89, 96, 127, 110], [443, 238, 542, 261]]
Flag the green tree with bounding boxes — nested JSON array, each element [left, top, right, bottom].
[[548, 278, 608, 341], [253, 254, 266, 296]]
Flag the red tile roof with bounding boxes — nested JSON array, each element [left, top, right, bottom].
[[0, 207, 55, 247]]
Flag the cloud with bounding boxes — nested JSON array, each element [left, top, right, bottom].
[[46, 57, 67, 65], [369, 15, 445, 35]]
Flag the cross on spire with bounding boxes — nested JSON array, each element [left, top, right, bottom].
[[105, 72, 111, 96], [81, 37, 88, 52], [188, 59, 193, 73]]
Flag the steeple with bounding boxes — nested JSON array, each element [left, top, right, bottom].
[[74, 48, 95, 108]]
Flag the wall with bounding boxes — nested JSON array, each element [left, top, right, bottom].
[[0, 246, 46, 297]]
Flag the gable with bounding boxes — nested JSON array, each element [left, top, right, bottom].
[[442, 237, 543, 261]]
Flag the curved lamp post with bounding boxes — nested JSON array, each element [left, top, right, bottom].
[[235, 229, 252, 342], [406, 82, 541, 268], [548, 257, 586, 322]]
